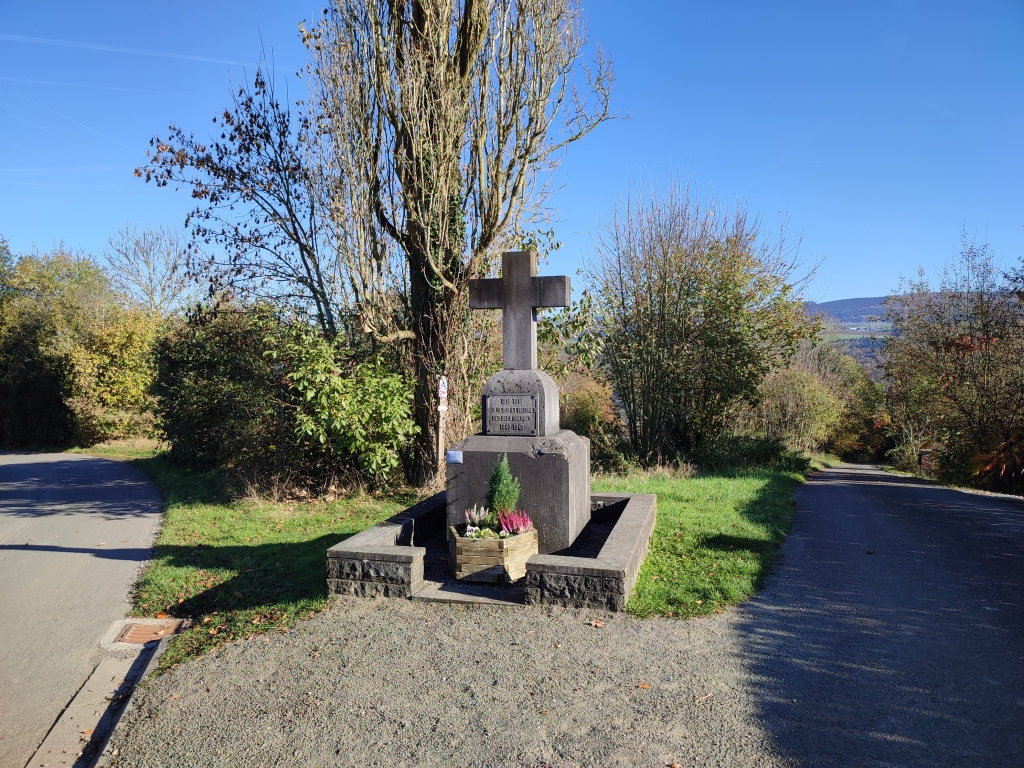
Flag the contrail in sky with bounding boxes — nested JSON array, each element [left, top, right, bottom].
[[0, 34, 253, 66]]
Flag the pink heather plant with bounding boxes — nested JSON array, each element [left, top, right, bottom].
[[498, 510, 533, 536]]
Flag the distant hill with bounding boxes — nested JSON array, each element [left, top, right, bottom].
[[805, 296, 888, 325]]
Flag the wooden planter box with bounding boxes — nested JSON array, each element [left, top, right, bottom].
[[449, 525, 539, 583]]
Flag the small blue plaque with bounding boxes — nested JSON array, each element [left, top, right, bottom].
[[446, 450, 464, 464]]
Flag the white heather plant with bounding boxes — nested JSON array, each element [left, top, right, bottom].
[[460, 505, 534, 539]]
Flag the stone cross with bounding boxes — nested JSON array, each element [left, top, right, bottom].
[[469, 251, 571, 370]]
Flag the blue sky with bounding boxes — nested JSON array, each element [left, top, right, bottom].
[[1, 1, 1021, 301]]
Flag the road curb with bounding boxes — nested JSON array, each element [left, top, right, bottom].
[[89, 636, 171, 767]]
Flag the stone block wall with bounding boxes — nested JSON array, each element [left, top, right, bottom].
[[326, 492, 444, 598], [524, 493, 656, 611]]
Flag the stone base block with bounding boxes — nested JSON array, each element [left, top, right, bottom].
[[446, 430, 590, 554], [327, 579, 417, 599]]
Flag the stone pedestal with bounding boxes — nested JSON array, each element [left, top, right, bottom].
[[446, 431, 590, 554]]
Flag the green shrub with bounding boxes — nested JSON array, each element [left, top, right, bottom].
[[156, 307, 282, 471], [157, 305, 417, 487], [485, 454, 520, 513], [276, 323, 418, 482]]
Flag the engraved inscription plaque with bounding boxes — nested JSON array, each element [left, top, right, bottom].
[[484, 394, 538, 436]]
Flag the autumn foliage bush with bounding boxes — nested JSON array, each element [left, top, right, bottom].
[[0, 243, 159, 447], [884, 241, 1024, 492]]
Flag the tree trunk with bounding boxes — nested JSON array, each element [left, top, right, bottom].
[[407, 251, 457, 486]]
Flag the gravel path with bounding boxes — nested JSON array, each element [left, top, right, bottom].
[[108, 464, 1024, 767], [110, 600, 781, 768]]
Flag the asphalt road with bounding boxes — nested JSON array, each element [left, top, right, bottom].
[[0, 453, 161, 768], [739, 463, 1024, 766], [104, 463, 1024, 767]]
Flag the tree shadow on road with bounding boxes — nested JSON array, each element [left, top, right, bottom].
[[733, 464, 1024, 767], [0, 455, 161, 519]]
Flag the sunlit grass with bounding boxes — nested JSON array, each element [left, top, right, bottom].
[[596, 464, 818, 618], [69, 440, 417, 670]]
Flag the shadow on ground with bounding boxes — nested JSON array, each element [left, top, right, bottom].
[[734, 464, 1024, 768], [0, 455, 160, 518]]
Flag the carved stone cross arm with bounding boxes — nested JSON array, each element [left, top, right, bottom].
[[468, 251, 571, 370]]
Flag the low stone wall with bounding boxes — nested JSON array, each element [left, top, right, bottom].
[[326, 492, 446, 599], [325, 491, 655, 609], [525, 493, 657, 611]]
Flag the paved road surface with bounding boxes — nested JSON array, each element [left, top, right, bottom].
[[739, 463, 1024, 766], [98, 464, 1024, 765], [0, 453, 161, 768]]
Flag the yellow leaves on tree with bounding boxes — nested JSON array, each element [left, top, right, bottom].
[[67, 309, 160, 445]]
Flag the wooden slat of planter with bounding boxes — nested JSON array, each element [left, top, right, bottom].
[[456, 554, 505, 565], [456, 564, 505, 580]]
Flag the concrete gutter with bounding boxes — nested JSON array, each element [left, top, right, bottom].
[[24, 631, 172, 768]]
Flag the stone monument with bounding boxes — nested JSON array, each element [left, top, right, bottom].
[[445, 251, 591, 555]]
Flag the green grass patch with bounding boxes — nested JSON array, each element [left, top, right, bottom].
[[69, 440, 417, 670], [595, 465, 814, 618], [67, 437, 165, 462], [72, 439, 831, 660]]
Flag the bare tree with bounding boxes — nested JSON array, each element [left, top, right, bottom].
[[138, 70, 350, 337], [104, 224, 190, 316], [303, 0, 614, 483], [590, 180, 816, 464]]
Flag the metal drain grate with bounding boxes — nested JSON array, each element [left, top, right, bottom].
[[116, 620, 184, 644]]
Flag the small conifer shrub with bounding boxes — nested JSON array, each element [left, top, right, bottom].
[[485, 453, 521, 514]]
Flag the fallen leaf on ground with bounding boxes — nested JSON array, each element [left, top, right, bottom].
[[540, 710, 548, 715], [668, 763, 681, 768], [695, 600, 703, 605], [553, 643, 561, 648], [97, 542, 105, 546], [82, 728, 94, 735], [208, 629, 217, 636], [203, 617, 212, 624], [155, 613, 167, 619], [638, 683, 650, 689], [588, 620, 606, 628]]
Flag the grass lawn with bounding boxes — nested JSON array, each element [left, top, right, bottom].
[[71, 440, 417, 670], [72, 440, 834, 666], [596, 456, 836, 619]]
